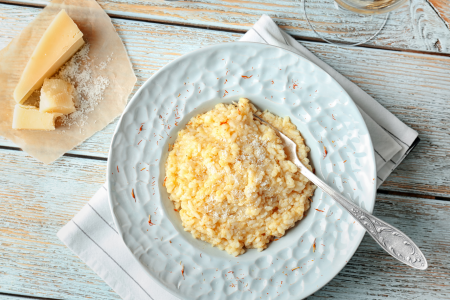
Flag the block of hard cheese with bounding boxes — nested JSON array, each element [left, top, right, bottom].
[[13, 9, 84, 104], [40, 78, 76, 114], [12, 105, 63, 131]]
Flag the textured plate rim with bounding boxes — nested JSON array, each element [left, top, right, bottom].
[[107, 41, 377, 299]]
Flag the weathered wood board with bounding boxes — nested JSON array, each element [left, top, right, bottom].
[[410, 0, 450, 53], [1, 4, 449, 197], [428, 0, 450, 30], [0, 148, 449, 299], [2, 0, 450, 54]]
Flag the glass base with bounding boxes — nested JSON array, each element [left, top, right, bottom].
[[302, 0, 390, 47], [334, 0, 408, 14]]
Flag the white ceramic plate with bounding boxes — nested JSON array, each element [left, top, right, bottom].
[[107, 42, 376, 300]]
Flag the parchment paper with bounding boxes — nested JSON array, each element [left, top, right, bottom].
[[0, 0, 136, 164]]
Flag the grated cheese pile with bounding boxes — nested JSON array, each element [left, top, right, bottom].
[[53, 44, 110, 128]]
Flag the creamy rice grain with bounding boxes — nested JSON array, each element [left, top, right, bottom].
[[165, 98, 315, 256]]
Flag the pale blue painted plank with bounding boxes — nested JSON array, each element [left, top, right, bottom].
[[2, 0, 450, 53], [0, 149, 120, 300]]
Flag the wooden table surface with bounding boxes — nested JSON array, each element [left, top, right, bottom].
[[1, 0, 449, 299]]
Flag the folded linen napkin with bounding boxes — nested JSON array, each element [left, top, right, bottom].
[[57, 15, 419, 300]]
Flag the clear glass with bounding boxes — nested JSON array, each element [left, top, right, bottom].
[[301, 0, 391, 47], [334, 0, 408, 14]]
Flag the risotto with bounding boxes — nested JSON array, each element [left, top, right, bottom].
[[165, 98, 315, 256]]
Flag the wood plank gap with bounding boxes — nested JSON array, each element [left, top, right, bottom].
[[0, 292, 60, 300], [0, 145, 21, 151], [2, 0, 450, 58], [63, 153, 107, 161], [0, 0, 44, 9], [377, 189, 450, 202], [435, 195, 450, 201], [0, 146, 107, 161]]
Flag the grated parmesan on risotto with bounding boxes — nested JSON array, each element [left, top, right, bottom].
[[165, 98, 315, 256]]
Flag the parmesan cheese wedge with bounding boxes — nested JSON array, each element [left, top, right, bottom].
[[40, 78, 76, 114], [12, 104, 62, 131], [13, 10, 84, 104]]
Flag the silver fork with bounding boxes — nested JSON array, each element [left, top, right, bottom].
[[253, 114, 428, 270]]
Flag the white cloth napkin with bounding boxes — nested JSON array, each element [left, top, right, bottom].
[[57, 15, 419, 300], [58, 184, 178, 300]]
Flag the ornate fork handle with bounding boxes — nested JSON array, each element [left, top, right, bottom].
[[297, 162, 427, 270], [252, 113, 427, 270]]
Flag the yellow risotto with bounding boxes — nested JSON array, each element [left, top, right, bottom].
[[165, 98, 315, 256]]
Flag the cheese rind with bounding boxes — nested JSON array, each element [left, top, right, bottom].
[[13, 9, 84, 104], [12, 105, 62, 131], [40, 78, 76, 114]]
